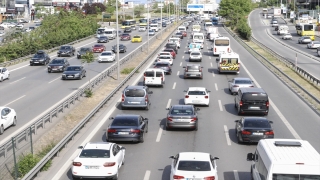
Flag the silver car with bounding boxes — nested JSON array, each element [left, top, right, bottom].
[[298, 36, 312, 44], [121, 86, 152, 110], [189, 50, 202, 62], [228, 77, 254, 95], [183, 64, 203, 79], [307, 41, 320, 49], [282, 33, 292, 40], [148, 29, 155, 36], [166, 105, 200, 130]]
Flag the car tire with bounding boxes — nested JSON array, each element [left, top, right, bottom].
[[140, 133, 144, 143], [72, 175, 80, 180], [12, 117, 17, 126], [0, 77, 3, 82], [237, 107, 242, 115], [7, 74, 10, 80], [166, 123, 171, 131], [194, 122, 198, 131], [145, 104, 149, 111], [48, 70, 51, 73], [30, 63, 33, 66], [122, 156, 125, 165], [0, 125, 4, 135], [237, 133, 242, 144]]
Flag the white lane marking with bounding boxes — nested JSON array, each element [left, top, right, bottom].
[[4, 95, 26, 106], [177, 71, 179, 76], [172, 82, 176, 89], [48, 77, 61, 84], [166, 99, 172, 109], [210, 62, 213, 67], [209, 56, 211, 59], [180, 62, 182, 66], [218, 100, 223, 111], [212, 72, 215, 77], [144, 170, 151, 180], [156, 126, 163, 142], [10, 65, 29, 72], [182, 56, 184, 59], [241, 62, 301, 139], [215, 83, 218, 91], [9, 77, 26, 84], [224, 125, 231, 146], [233, 170, 240, 180]]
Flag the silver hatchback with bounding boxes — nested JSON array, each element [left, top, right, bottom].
[[121, 86, 153, 110], [228, 77, 254, 95], [298, 36, 312, 44], [183, 64, 203, 79], [166, 105, 200, 131]]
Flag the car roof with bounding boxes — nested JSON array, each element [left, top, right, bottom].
[[187, 64, 201, 66], [178, 152, 210, 161], [239, 87, 266, 93], [188, 87, 206, 91], [126, 85, 146, 90], [243, 117, 268, 121], [171, 105, 194, 109], [114, 114, 140, 120], [83, 142, 113, 150], [233, 77, 252, 81]]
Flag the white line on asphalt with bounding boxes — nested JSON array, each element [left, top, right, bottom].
[[156, 126, 163, 142], [144, 170, 151, 180], [9, 77, 26, 84], [172, 82, 176, 89], [215, 83, 218, 91], [241, 62, 301, 139], [182, 56, 184, 59], [180, 62, 182, 66], [177, 71, 179, 76], [209, 56, 211, 59], [218, 100, 223, 111], [224, 125, 231, 146], [48, 77, 61, 84], [210, 62, 213, 67], [10, 65, 29, 72], [212, 73, 215, 77], [166, 99, 172, 109], [5, 95, 26, 106], [233, 170, 240, 180]]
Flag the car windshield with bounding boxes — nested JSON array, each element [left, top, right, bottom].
[[80, 48, 90, 52], [111, 119, 138, 126], [134, 36, 140, 38], [94, 45, 103, 47], [79, 149, 110, 158], [33, 54, 44, 58], [244, 119, 271, 128], [100, 36, 107, 39], [191, 52, 201, 55], [66, 67, 81, 71], [122, 34, 129, 36], [155, 63, 169, 67], [188, 91, 206, 95], [159, 56, 171, 59], [149, 30, 154, 32], [177, 161, 211, 171], [187, 65, 199, 70], [101, 52, 112, 56], [51, 60, 64, 64], [124, 89, 145, 97], [170, 108, 193, 115], [60, 46, 71, 50], [242, 93, 268, 101], [235, 80, 252, 84]]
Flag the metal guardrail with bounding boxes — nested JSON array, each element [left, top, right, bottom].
[[223, 25, 320, 105], [19, 21, 183, 180]]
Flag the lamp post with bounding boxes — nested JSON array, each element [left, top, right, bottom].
[[160, 0, 163, 39], [147, 0, 149, 53], [116, 0, 120, 80]]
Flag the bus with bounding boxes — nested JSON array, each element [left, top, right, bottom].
[[295, 23, 315, 40], [121, 19, 136, 29], [139, 18, 148, 27], [213, 37, 231, 56]]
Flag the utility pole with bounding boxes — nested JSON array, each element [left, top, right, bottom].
[[116, 0, 120, 80], [147, 0, 149, 53]]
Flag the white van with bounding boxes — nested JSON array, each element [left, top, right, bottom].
[[104, 29, 117, 40], [150, 24, 159, 32], [143, 68, 165, 87], [177, 26, 186, 32], [96, 27, 108, 38], [204, 22, 213, 30], [247, 139, 320, 180], [193, 33, 204, 48]]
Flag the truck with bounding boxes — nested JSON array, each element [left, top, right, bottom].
[[216, 51, 240, 74], [273, 8, 281, 17]]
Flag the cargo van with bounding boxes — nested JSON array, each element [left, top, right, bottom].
[[204, 22, 213, 30], [104, 29, 117, 40], [177, 26, 187, 32], [247, 139, 320, 180], [193, 33, 204, 48], [143, 68, 165, 87]]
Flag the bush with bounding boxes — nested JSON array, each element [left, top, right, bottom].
[[237, 18, 251, 40], [121, 67, 136, 74], [84, 89, 93, 97]]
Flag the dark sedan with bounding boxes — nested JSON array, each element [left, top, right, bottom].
[[120, 33, 131, 41], [175, 32, 183, 39], [154, 62, 172, 75], [30, 50, 50, 66], [57, 45, 75, 57], [106, 114, 148, 143], [61, 65, 86, 80], [47, 58, 69, 73], [77, 47, 92, 59], [97, 36, 109, 43], [235, 117, 274, 143], [166, 105, 200, 131], [112, 44, 127, 53]]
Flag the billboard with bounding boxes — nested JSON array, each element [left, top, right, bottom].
[[187, 4, 204, 11]]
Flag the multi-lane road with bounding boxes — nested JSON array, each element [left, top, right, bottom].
[[33, 20, 320, 180]]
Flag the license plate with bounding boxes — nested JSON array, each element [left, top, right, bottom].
[[249, 107, 259, 109], [68, 75, 73, 78], [52, 69, 57, 70], [85, 166, 99, 169], [253, 132, 263, 135], [192, 100, 201, 103], [34, 62, 39, 63], [129, 102, 140, 104], [189, 74, 196, 76], [118, 132, 129, 135]]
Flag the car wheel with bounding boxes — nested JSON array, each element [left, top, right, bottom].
[[72, 175, 80, 180], [0, 77, 3, 82], [0, 125, 4, 135], [7, 74, 10, 80], [48, 70, 51, 73], [140, 133, 144, 143], [12, 117, 17, 126], [145, 104, 149, 110], [122, 156, 125, 165], [194, 122, 198, 131], [166, 123, 171, 131], [237, 107, 241, 115], [237, 133, 242, 144], [30, 63, 33, 66]]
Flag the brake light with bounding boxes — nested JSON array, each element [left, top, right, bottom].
[[161, 74, 163, 81], [108, 129, 116, 133], [205, 176, 215, 180], [241, 130, 251, 135], [167, 117, 173, 121], [191, 117, 197, 122], [185, 95, 189, 98], [73, 162, 82, 166], [144, 73, 146, 81], [145, 95, 148, 102], [173, 175, 184, 179], [214, 48, 216, 52], [103, 162, 116, 167], [265, 131, 274, 135], [205, 95, 208, 99], [121, 94, 125, 102], [131, 129, 141, 133], [266, 101, 269, 107], [227, 47, 230, 52]]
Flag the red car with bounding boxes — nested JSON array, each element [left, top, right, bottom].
[[120, 33, 131, 41], [163, 48, 176, 59], [92, 44, 106, 53], [182, 31, 187, 37]]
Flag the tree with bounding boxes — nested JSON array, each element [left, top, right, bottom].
[[81, 51, 95, 97], [105, 0, 121, 14], [134, 5, 145, 17], [82, 3, 106, 14]]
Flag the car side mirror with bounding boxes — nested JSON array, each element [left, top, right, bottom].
[[211, 157, 219, 161], [183, 66, 186, 68], [183, 90, 187, 92], [247, 153, 254, 161], [269, 121, 273, 124], [235, 120, 239, 123], [196, 108, 200, 111], [169, 155, 175, 159], [216, 58, 219, 61], [207, 90, 211, 93], [78, 146, 83, 149], [109, 117, 114, 120], [148, 91, 153, 94], [166, 108, 170, 110]]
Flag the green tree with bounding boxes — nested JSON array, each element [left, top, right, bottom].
[[105, 0, 121, 14], [81, 51, 95, 97], [134, 5, 145, 17]]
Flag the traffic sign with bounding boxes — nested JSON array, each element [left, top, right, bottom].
[[187, 4, 204, 11]]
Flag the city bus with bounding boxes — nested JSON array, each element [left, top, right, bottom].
[[213, 36, 231, 56], [121, 19, 136, 29], [295, 23, 315, 40], [139, 18, 148, 27]]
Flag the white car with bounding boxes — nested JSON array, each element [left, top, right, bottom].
[[33, 19, 41, 23], [16, 24, 24, 29], [307, 41, 320, 49], [0, 67, 10, 82], [158, 51, 173, 59], [184, 87, 210, 106], [228, 77, 254, 95], [194, 41, 204, 49], [0, 32, 5, 37], [98, 51, 115, 63], [282, 33, 292, 40], [170, 152, 219, 180], [72, 142, 125, 180], [148, 29, 155, 36], [157, 55, 173, 65], [189, 50, 202, 62], [0, 106, 17, 134], [139, 26, 146, 31], [0, 23, 15, 28], [168, 38, 181, 48]]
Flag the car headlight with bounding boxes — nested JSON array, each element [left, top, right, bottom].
[[47, 66, 50, 68], [74, 73, 80, 76], [62, 74, 66, 76]]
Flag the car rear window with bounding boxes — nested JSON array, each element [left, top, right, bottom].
[[187, 65, 199, 70], [177, 161, 211, 171], [244, 120, 271, 128], [133, 36, 140, 38], [66, 67, 81, 71], [111, 118, 138, 126], [79, 149, 110, 158], [235, 80, 252, 84], [51, 60, 64, 64], [191, 52, 201, 55], [242, 93, 268, 101], [188, 91, 206, 95], [156, 72, 163, 77], [171, 108, 193, 115], [159, 56, 171, 59], [124, 89, 145, 97], [101, 52, 112, 56], [145, 71, 154, 77], [155, 63, 169, 67]]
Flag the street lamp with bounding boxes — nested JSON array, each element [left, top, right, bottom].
[[116, 0, 120, 80], [160, 0, 163, 39], [147, 0, 149, 53]]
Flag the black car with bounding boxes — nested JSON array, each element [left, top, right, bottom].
[[57, 45, 75, 57], [165, 43, 178, 54], [61, 65, 86, 80], [77, 47, 92, 59], [106, 114, 148, 143], [162, 23, 167, 27], [124, 27, 132, 33], [175, 32, 183, 39], [30, 50, 50, 66], [235, 117, 274, 143], [97, 36, 109, 43], [112, 44, 127, 53], [47, 58, 70, 73], [154, 62, 172, 75]]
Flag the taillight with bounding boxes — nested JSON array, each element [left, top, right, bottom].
[[103, 162, 116, 167], [191, 117, 197, 122], [239, 101, 243, 106], [121, 94, 125, 102], [173, 175, 184, 179], [265, 131, 274, 135], [73, 162, 82, 166], [161, 74, 163, 81], [214, 48, 216, 52], [167, 117, 173, 121], [108, 129, 116, 133], [205, 95, 208, 99], [144, 73, 146, 81], [131, 129, 141, 133], [266, 101, 269, 107], [145, 95, 148, 102], [205, 176, 215, 180], [227, 47, 230, 52], [185, 95, 189, 98], [241, 130, 251, 135], [199, 68, 202, 72]]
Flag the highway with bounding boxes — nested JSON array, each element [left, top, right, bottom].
[[249, 9, 320, 79], [0, 27, 156, 143], [34, 22, 320, 180]]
